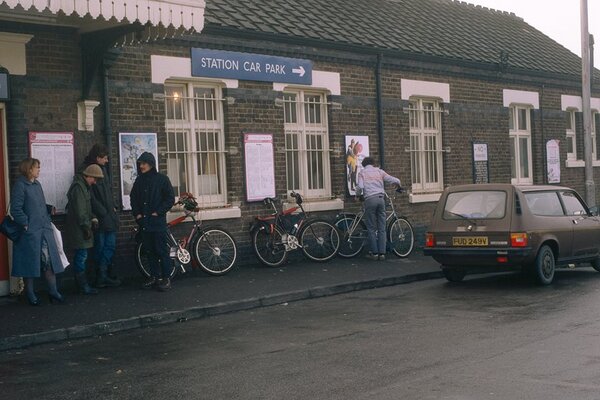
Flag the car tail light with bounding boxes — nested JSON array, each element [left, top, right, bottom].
[[425, 233, 435, 247], [510, 233, 528, 247], [497, 256, 508, 263]]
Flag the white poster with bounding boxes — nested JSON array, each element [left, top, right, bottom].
[[29, 132, 74, 213], [546, 139, 560, 184], [244, 133, 275, 202], [345, 135, 370, 196], [119, 133, 158, 210]]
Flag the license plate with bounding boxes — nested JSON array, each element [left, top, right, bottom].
[[452, 236, 488, 246]]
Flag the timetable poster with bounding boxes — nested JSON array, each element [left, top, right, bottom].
[[244, 133, 276, 202], [29, 132, 75, 213]]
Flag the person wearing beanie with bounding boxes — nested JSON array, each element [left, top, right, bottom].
[[130, 152, 175, 291], [82, 144, 121, 289], [64, 163, 104, 295]]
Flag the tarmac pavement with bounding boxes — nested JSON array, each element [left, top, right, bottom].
[[0, 251, 442, 351]]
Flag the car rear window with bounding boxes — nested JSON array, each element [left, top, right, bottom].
[[443, 191, 506, 220], [524, 192, 564, 216]]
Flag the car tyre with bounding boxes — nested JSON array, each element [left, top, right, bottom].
[[442, 268, 466, 283], [534, 245, 555, 285], [591, 254, 600, 272]]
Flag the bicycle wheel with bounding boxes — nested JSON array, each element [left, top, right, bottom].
[[135, 241, 178, 279], [300, 219, 340, 262], [193, 228, 238, 276], [387, 217, 414, 258], [335, 216, 367, 258], [252, 224, 288, 267]]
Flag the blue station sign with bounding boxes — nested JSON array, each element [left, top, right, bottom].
[[0, 73, 8, 101], [191, 48, 312, 85]]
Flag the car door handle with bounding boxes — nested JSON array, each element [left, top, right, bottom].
[[572, 219, 578, 224]]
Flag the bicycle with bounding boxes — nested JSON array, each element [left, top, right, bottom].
[[250, 192, 340, 267], [334, 188, 415, 258], [134, 193, 238, 278]]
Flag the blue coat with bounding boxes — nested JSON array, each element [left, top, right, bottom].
[[10, 176, 64, 277]]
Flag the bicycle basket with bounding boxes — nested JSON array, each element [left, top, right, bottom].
[[178, 193, 199, 211]]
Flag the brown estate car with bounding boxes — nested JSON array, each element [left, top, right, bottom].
[[423, 184, 600, 285]]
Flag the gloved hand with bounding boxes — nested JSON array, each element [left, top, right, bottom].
[[91, 218, 99, 230], [83, 227, 92, 240]]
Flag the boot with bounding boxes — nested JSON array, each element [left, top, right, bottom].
[[76, 271, 98, 295], [95, 264, 121, 288]]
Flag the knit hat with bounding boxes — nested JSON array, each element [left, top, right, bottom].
[[82, 164, 104, 179]]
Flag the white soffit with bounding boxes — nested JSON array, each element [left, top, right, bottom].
[[0, 0, 205, 31]]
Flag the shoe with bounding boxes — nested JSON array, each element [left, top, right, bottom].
[[157, 278, 171, 292], [75, 272, 99, 295], [378, 254, 386, 261], [96, 265, 121, 288], [27, 296, 41, 306], [48, 292, 66, 304], [142, 277, 158, 290], [366, 252, 379, 261]]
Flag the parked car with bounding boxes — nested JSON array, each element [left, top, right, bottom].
[[423, 184, 600, 285]]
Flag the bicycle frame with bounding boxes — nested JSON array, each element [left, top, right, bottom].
[[342, 192, 400, 233]]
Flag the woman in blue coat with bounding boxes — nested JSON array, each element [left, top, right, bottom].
[[10, 158, 65, 305]]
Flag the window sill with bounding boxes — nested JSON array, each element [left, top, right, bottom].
[[168, 206, 241, 222], [565, 160, 600, 168], [409, 192, 441, 204], [282, 198, 344, 212]]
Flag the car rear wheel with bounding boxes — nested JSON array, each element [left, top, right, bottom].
[[442, 268, 466, 283], [591, 255, 600, 272], [534, 245, 555, 285]]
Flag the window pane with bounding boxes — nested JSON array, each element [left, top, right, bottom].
[[304, 95, 322, 124], [510, 137, 516, 179], [565, 111, 573, 130], [410, 134, 421, 185], [423, 102, 435, 129], [196, 131, 222, 196], [567, 136, 574, 154], [518, 108, 528, 130], [283, 93, 297, 123], [560, 191, 587, 216], [409, 101, 419, 129], [519, 137, 529, 178], [444, 191, 506, 219], [307, 134, 324, 190], [165, 85, 186, 120], [525, 192, 564, 216], [285, 133, 300, 191], [194, 88, 216, 121], [167, 154, 188, 196], [508, 108, 514, 130]]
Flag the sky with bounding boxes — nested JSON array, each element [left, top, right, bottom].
[[463, 0, 599, 57]]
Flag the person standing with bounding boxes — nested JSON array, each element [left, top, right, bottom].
[[356, 157, 401, 261], [10, 158, 65, 305], [130, 152, 175, 291], [65, 164, 104, 295], [82, 144, 121, 288]]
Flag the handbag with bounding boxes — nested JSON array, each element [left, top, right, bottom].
[[0, 214, 23, 242]]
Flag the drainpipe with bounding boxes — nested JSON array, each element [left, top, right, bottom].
[[376, 53, 385, 168], [540, 85, 546, 184], [102, 59, 113, 177]]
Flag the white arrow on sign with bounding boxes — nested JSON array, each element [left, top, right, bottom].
[[292, 66, 305, 77]]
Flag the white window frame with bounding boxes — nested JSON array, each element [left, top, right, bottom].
[[408, 98, 444, 194], [164, 81, 228, 207], [566, 109, 577, 161], [283, 89, 331, 199], [509, 104, 533, 185]]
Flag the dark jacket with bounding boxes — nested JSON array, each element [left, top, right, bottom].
[[81, 162, 119, 232], [65, 174, 95, 249], [130, 152, 175, 232], [10, 176, 64, 277]]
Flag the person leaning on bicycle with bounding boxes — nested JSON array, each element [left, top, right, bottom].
[[356, 157, 401, 261], [130, 152, 175, 291]]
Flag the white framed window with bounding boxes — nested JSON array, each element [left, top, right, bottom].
[[566, 109, 577, 160], [283, 90, 331, 199], [408, 98, 444, 194], [164, 82, 227, 207], [509, 105, 533, 185]]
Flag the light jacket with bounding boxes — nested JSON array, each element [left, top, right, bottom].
[[357, 165, 401, 199]]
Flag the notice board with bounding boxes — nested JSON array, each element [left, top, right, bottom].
[[244, 133, 275, 202], [29, 132, 75, 213], [472, 142, 489, 184]]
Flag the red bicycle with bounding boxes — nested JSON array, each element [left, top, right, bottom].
[[134, 193, 238, 277]]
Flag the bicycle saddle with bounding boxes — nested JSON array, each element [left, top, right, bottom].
[[263, 197, 278, 205]]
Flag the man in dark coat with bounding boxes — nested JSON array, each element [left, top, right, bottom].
[[82, 144, 121, 288], [65, 164, 104, 295], [130, 152, 175, 291]]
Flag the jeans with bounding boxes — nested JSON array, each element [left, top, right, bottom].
[[141, 231, 171, 279], [73, 248, 88, 273], [94, 231, 116, 267], [364, 194, 386, 254]]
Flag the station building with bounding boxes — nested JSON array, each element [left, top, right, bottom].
[[0, 0, 599, 294]]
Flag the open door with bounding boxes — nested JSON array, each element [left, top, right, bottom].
[[0, 105, 9, 296]]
